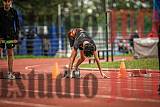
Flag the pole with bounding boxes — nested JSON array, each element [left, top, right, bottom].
[[158, 25, 160, 95], [58, 4, 62, 56], [110, 11, 114, 62], [104, 0, 109, 62], [158, 25, 160, 70]]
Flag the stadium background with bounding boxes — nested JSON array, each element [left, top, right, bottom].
[[0, 0, 157, 59]]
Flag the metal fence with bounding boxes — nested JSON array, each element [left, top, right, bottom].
[[0, 26, 133, 59]]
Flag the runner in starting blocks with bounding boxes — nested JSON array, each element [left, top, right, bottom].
[[63, 65, 81, 78], [0, 71, 21, 79]]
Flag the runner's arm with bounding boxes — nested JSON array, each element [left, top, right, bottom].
[[14, 10, 20, 40], [68, 48, 77, 72], [93, 51, 108, 78]]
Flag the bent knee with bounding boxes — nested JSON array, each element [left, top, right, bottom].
[[7, 53, 13, 57], [7, 50, 14, 56], [80, 57, 85, 61]]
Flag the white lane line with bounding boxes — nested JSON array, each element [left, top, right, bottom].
[[25, 64, 160, 73], [24, 64, 159, 84], [0, 100, 61, 107], [95, 95, 160, 103], [25, 64, 41, 71], [80, 68, 160, 72], [0, 83, 156, 93], [0, 88, 160, 103], [25, 64, 159, 83]]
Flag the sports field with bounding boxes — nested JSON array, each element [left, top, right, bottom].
[[0, 58, 160, 107], [0, 0, 160, 107]]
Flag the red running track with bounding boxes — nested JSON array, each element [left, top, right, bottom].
[[0, 58, 160, 107]]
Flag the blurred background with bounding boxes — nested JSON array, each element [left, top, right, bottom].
[[0, 0, 159, 61]]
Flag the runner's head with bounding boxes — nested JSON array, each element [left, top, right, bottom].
[[2, 0, 13, 11], [68, 28, 84, 38], [83, 42, 95, 57]]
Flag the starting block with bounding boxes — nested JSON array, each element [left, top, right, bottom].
[[63, 65, 81, 78], [64, 69, 80, 78], [129, 69, 151, 78], [0, 72, 21, 79]]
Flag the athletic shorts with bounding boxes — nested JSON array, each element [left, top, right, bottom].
[[0, 34, 16, 49], [0, 39, 15, 49]]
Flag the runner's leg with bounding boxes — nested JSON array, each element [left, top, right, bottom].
[[7, 48, 14, 73], [74, 50, 85, 69]]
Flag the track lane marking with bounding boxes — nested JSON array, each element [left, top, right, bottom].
[[0, 88, 159, 103]]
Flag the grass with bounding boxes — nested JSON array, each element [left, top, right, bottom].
[[1, 53, 132, 59], [1, 54, 159, 70], [14, 55, 55, 59], [80, 58, 159, 70], [1, 55, 66, 59]]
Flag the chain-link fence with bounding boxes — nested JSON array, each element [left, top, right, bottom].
[[0, 6, 158, 61]]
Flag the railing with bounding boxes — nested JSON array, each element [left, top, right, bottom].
[[1, 35, 134, 60]]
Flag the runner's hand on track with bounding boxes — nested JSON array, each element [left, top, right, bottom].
[[101, 73, 110, 79]]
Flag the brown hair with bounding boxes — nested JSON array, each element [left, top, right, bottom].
[[68, 28, 84, 37]]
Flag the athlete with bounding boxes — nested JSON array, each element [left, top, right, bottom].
[[0, 0, 20, 79], [66, 28, 108, 78]]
